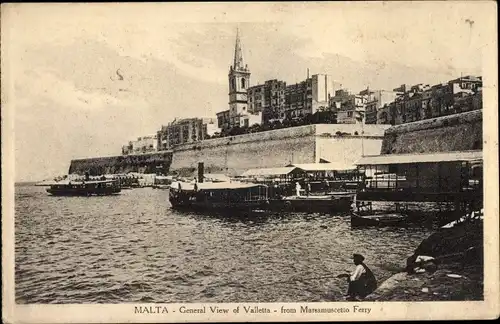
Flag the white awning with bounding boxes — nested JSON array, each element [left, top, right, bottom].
[[355, 150, 483, 166], [170, 181, 266, 191], [240, 167, 298, 177], [288, 162, 356, 171]]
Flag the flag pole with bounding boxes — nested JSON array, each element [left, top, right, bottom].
[[360, 109, 365, 157], [361, 116, 365, 157]]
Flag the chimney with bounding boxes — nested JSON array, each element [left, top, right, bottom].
[[307, 68, 310, 79], [198, 162, 204, 183]]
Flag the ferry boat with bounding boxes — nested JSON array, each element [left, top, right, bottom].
[[44, 180, 121, 196], [168, 181, 269, 212]]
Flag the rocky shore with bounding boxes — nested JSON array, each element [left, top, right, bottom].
[[366, 212, 483, 301]]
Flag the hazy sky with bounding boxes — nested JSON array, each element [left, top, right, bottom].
[[2, 2, 491, 182]]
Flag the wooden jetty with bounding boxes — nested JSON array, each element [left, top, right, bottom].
[[353, 150, 483, 227]]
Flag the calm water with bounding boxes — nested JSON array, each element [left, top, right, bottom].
[[15, 184, 432, 304]]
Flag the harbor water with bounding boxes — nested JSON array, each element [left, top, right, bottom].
[[15, 183, 433, 303]]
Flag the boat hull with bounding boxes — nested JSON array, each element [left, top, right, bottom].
[[351, 212, 407, 228], [169, 199, 270, 212], [268, 193, 354, 213], [46, 187, 121, 196]]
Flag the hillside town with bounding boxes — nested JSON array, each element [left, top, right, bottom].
[[122, 30, 482, 156]]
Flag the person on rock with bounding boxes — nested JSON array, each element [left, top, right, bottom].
[[338, 254, 377, 300]]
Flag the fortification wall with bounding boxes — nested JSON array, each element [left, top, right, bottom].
[[381, 110, 483, 154], [316, 137, 385, 166], [69, 151, 173, 175], [170, 129, 316, 176], [170, 124, 389, 176]]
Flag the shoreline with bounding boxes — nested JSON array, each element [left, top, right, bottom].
[[365, 262, 483, 301], [365, 215, 484, 301]]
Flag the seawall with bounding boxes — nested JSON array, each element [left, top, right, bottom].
[[169, 124, 389, 176], [69, 151, 173, 175], [69, 111, 481, 177], [381, 110, 482, 154]]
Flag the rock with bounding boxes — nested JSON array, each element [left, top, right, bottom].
[[421, 288, 429, 293]]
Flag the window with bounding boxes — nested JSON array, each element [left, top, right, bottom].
[[241, 78, 246, 89], [231, 78, 236, 91]]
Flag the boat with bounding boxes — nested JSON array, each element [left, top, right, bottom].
[[351, 212, 407, 227], [269, 192, 355, 213], [152, 175, 173, 189], [43, 180, 121, 196], [168, 181, 269, 212]]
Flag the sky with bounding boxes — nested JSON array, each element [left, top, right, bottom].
[[1, 2, 492, 182]]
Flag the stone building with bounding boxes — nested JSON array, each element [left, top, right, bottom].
[[364, 90, 399, 124], [330, 89, 369, 124], [247, 79, 287, 124], [156, 118, 214, 151], [284, 74, 338, 120], [122, 134, 158, 155], [377, 76, 482, 125]]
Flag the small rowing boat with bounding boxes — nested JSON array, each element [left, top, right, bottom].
[[351, 212, 407, 227]]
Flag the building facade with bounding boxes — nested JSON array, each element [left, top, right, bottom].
[[122, 134, 158, 155], [365, 90, 398, 124], [156, 118, 214, 151], [330, 89, 369, 124], [247, 79, 287, 124], [284, 74, 338, 120], [377, 76, 482, 125]]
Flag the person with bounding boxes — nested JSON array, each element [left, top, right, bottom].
[[338, 254, 377, 300], [306, 181, 311, 196], [271, 181, 279, 198], [295, 181, 302, 197], [324, 179, 330, 194]]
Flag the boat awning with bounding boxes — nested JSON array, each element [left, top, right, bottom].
[[37, 179, 117, 186], [288, 162, 356, 171], [355, 150, 483, 166], [240, 167, 298, 177], [203, 173, 231, 182], [170, 181, 266, 191], [155, 176, 173, 180]]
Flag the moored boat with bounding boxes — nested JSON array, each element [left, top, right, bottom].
[[269, 192, 355, 213], [168, 181, 269, 212], [152, 175, 173, 189], [43, 180, 121, 196], [351, 212, 407, 228]]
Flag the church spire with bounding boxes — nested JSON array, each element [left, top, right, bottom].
[[233, 27, 245, 70]]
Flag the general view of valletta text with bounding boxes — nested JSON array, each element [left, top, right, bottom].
[[12, 3, 485, 307]]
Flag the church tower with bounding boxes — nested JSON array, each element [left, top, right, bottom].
[[228, 28, 251, 127]]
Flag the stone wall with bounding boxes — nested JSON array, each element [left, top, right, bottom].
[[69, 151, 173, 175], [68, 123, 391, 177], [170, 126, 317, 176], [381, 110, 482, 154], [170, 124, 389, 176]]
